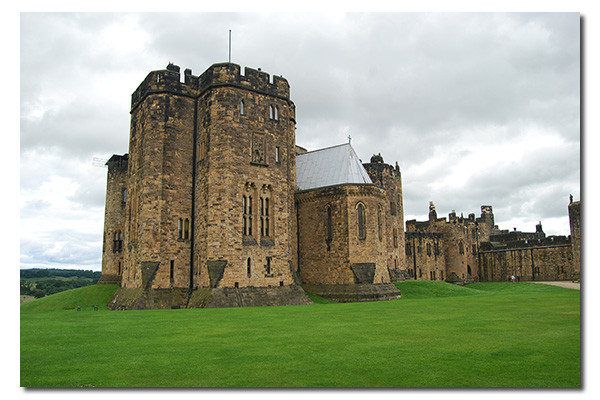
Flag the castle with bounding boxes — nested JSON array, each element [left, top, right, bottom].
[[98, 62, 580, 309]]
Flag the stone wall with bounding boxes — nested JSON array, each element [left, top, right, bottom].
[[405, 232, 446, 281], [296, 184, 392, 286], [363, 159, 407, 275], [406, 205, 496, 282], [192, 72, 297, 290], [479, 238, 574, 282]]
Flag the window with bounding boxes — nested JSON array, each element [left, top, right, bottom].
[[406, 243, 412, 256], [326, 206, 333, 248], [393, 228, 398, 248], [247, 258, 251, 278], [240, 99, 245, 115], [458, 240, 464, 255], [178, 218, 190, 239], [122, 188, 127, 204], [243, 196, 253, 236], [269, 105, 274, 120], [275, 146, 280, 163], [170, 260, 175, 283], [377, 205, 383, 242], [274, 106, 278, 120], [260, 197, 270, 237], [184, 218, 190, 240], [357, 203, 366, 239], [467, 265, 472, 276], [113, 231, 123, 252], [266, 257, 272, 275]]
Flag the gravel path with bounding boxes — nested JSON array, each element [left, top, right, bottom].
[[530, 281, 580, 290]]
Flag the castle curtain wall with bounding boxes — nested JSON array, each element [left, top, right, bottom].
[[479, 240, 574, 282]]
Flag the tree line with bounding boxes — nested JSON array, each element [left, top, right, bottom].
[[20, 268, 102, 298]]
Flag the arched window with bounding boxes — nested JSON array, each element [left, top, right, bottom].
[[269, 105, 274, 120], [357, 203, 366, 239], [467, 265, 472, 276], [240, 99, 245, 115], [274, 105, 279, 120], [178, 218, 183, 239]]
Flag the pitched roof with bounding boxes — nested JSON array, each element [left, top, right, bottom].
[[296, 143, 373, 191]]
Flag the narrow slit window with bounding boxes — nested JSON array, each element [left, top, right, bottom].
[[326, 206, 333, 244], [247, 258, 251, 278], [260, 197, 270, 237], [240, 99, 245, 115], [170, 260, 174, 282], [275, 147, 280, 163], [266, 257, 272, 275], [269, 105, 274, 120], [178, 219, 183, 239]]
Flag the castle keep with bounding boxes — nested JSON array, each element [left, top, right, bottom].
[[99, 62, 580, 309]]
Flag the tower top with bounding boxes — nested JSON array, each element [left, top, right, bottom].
[[131, 62, 291, 112]]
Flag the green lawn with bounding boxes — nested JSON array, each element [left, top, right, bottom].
[[20, 282, 580, 387]]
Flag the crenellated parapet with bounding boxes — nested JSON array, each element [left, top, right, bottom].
[[131, 62, 290, 112]]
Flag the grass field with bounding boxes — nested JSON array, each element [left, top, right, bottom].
[[20, 281, 580, 387]]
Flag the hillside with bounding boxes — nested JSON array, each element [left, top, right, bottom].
[[20, 284, 119, 313]]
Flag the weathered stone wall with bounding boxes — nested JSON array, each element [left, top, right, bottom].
[[192, 65, 297, 290], [406, 205, 495, 282], [405, 232, 446, 281], [122, 65, 196, 290], [479, 238, 574, 282], [296, 184, 391, 285], [100, 155, 128, 284], [363, 160, 407, 276]]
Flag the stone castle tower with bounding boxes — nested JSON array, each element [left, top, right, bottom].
[[101, 63, 311, 308]]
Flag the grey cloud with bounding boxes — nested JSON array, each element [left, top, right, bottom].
[[20, 12, 580, 269]]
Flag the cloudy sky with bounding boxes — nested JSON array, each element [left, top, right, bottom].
[[19, 12, 582, 271]]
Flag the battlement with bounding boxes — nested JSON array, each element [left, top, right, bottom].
[[106, 154, 128, 172], [480, 235, 570, 252], [131, 62, 290, 111], [407, 204, 495, 231]]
